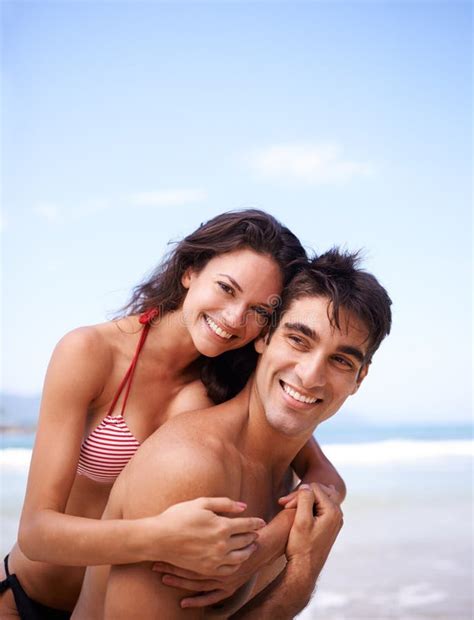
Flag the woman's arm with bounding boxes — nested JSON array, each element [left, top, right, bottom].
[[231, 484, 344, 619], [159, 441, 344, 607], [290, 436, 346, 502], [18, 326, 119, 563], [18, 328, 259, 572]]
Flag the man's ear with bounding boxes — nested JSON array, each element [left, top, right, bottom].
[[352, 363, 370, 394], [254, 334, 268, 354]]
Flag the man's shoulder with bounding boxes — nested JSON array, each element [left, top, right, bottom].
[[117, 409, 235, 515], [133, 412, 223, 467]]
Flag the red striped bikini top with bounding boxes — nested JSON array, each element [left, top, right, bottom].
[[76, 309, 158, 484]]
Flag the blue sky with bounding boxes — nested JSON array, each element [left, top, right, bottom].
[[2, 1, 472, 423]]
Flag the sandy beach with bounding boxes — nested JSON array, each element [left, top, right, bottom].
[[1, 438, 472, 619]]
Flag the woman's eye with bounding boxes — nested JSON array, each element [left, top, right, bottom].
[[218, 282, 234, 295], [254, 307, 271, 320]]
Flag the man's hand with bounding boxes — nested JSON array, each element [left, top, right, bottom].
[[229, 484, 343, 619], [285, 483, 343, 581]]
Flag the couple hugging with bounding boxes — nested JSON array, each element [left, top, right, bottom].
[[1, 210, 391, 619]]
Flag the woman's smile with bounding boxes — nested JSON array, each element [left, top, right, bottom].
[[202, 313, 237, 341]]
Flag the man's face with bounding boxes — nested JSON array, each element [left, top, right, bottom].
[[254, 295, 370, 436]]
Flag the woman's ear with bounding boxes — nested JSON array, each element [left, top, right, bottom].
[[254, 335, 268, 354], [181, 268, 193, 289]]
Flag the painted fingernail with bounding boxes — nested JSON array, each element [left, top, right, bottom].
[[299, 484, 311, 490], [237, 502, 247, 508]]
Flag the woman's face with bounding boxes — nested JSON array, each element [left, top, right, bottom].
[[181, 248, 283, 357]]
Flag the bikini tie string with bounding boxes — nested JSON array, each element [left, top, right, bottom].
[[139, 308, 160, 324]]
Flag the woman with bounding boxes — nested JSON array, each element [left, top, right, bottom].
[[0, 210, 344, 619]]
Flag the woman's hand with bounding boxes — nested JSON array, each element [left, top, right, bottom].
[[153, 498, 300, 608], [153, 557, 259, 609], [278, 482, 342, 509], [147, 497, 265, 577]]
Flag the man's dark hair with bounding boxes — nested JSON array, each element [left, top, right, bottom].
[[272, 248, 392, 363]]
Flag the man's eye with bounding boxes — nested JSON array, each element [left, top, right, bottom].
[[333, 356, 353, 369], [288, 335, 305, 346], [218, 282, 234, 295]]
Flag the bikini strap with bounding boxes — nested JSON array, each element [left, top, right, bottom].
[[4, 554, 10, 577], [106, 309, 159, 417]]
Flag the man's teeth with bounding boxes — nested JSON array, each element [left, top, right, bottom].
[[205, 316, 233, 340], [282, 382, 318, 404]]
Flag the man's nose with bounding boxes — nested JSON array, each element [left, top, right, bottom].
[[296, 354, 327, 389]]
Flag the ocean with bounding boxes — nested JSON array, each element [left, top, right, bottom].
[[1, 424, 472, 619]]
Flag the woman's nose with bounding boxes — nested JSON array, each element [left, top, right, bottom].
[[222, 303, 247, 328]]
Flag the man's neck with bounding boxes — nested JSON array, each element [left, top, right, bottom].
[[236, 378, 316, 486]]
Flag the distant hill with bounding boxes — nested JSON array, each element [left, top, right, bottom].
[[0, 393, 41, 431]]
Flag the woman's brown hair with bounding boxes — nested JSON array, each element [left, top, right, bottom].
[[123, 209, 307, 403]]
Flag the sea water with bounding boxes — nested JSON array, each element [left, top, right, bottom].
[[1, 426, 472, 619]]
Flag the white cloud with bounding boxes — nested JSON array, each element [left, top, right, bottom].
[[71, 198, 110, 218], [32, 202, 61, 222], [247, 143, 374, 185], [30, 189, 207, 224], [129, 189, 207, 208]]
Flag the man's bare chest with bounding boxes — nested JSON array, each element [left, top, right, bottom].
[[238, 462, 294, 522]]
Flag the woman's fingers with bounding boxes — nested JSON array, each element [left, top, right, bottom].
[[224, 543, 257, 565], [152, 563, 201, 578], [181, 589, 229, 609], [278, 489, 298, 505], [199, 497, 248, 514], [162, 574, 220, 592], [226, 516, 266, 535], [228, 532, 258, 550]]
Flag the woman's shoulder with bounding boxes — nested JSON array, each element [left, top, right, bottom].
[[51, 322, 116, 379], [167, 379, 214, 417], [56, 323, 110, 355]]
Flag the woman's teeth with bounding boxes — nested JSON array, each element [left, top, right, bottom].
[[282, 382, 318, 404], [205, 316, 233, 340]]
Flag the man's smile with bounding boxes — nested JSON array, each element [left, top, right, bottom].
[[279, 380, 323, 407]]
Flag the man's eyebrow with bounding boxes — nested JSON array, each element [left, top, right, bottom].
[[217, 274, 272, 308], [283, 322, 316, 340], [337, 345, 365, 363], [284, 323, 366, 362]]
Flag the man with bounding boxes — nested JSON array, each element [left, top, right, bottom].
[[76, 248, 392, 619]]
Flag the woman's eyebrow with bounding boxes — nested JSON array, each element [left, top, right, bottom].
[[217, 273, 243, 292]]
